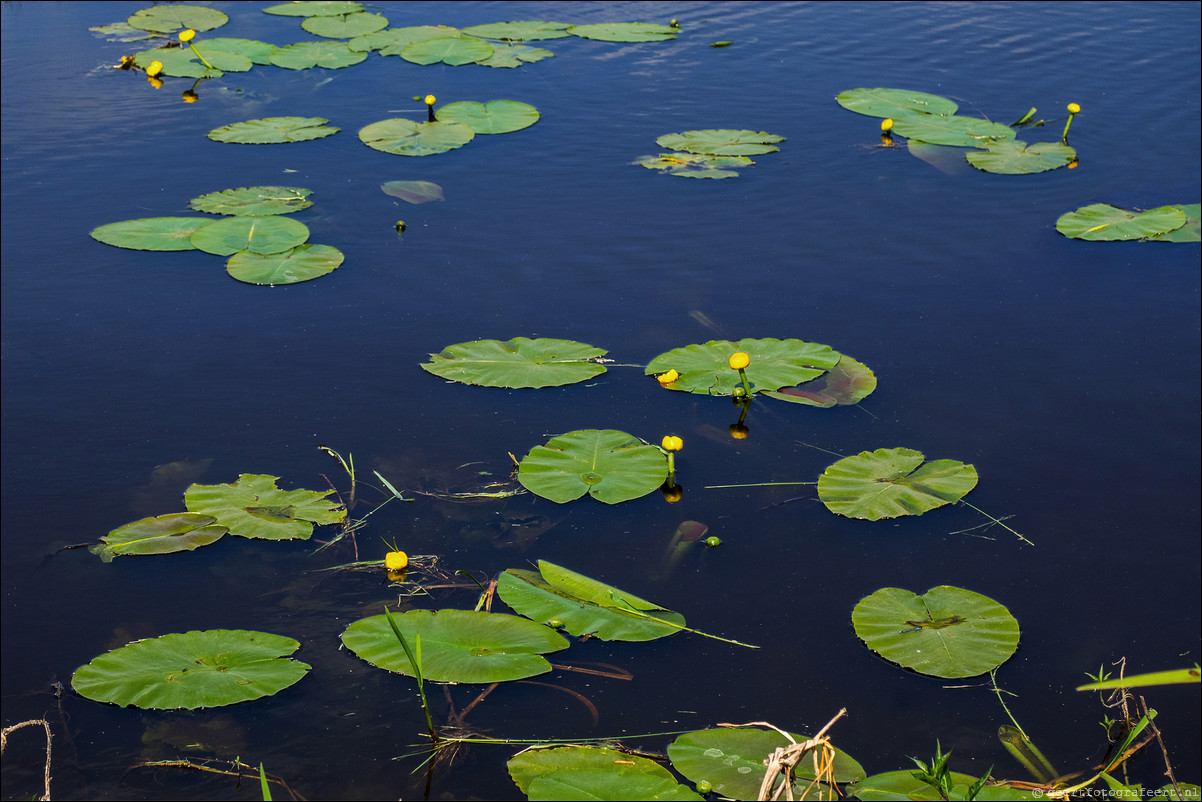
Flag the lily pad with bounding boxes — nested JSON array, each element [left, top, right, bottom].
[[849, 770, 1039, 801], [381, 180, 444, 204], [518, 429, 668, 504], [498, 560, 686, 642], [836, 87, 958, 118], [190, 216, 310, 256], [302, 11, 388, 39], [184, 473, 345, 540], [420, 337, 607, 388], [1055, 203, 1188, 241], [668, 727, 866, 800], [132, 47, 224, 79], [190, 186, 313, 216], [638, 152, 754, 179], [566, 22, 678, 43], [349, 25, 461, 55], [226, 244, 344, 285], [262, 1, 364, 15], [656, 129, 785, 156], [1147, 203, 1201, 242], [966, 139, 1076, 174], [891, 115, 1016, 147], [199, 38, 280, 64], [817, 447, 978, 520], [269, 41, 367, 69], [359, 119, 476, 156], [476, 43, 555, 68], [91, 217, 209, 251], [340, 609, 568, 683], [436, 100, 540, 134], [127, 4, 228, 33], [401, 36, 494, 66], [851, 586, 1020, 678], [208, 116, 340, 144], [461, 21, 572, 41], [90, 22, 157, 43], [509, 746, 703, 801], [761, 354, 877, 407], [72, 629, 309, 710], [645, 338, 841, 396], [89, 513, 228, 563]]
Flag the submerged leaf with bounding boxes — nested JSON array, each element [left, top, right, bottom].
[[359, 119, 475, 156], [381, 180, 445, 204], [817, 447, 978, 520], [421, 337, 606, 388], [1056, 203, 1187, 241], [208, 116, 340, 144], [518, 429, 667, 504], [184, 474, 345, 540], [90, 513, 227, 562]]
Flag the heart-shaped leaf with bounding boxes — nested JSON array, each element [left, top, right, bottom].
[[817, 447, 977, 520], [966, 139, 1076, 174], [91, 217, 209, 251], [517, 430, 667, 504], [226, 244, 343, 285], [190, 186, 313, 216], [207, 117, 340, 144], [509, 746, 703, 801], [90, 513, 227, 562], [359, 119, 475, 156], [645, 338, 841, 396], [836, 87, 958, 118], [656, 129, 785, 156], [421, 337, 606, 388], [184, 474, 345, 540], [436, 100, 540, 134], [1056, 203, 1187, 241], [190, 216, 309, 256]]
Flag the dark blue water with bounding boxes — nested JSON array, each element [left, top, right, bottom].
[[3, 2, 1199, 799]]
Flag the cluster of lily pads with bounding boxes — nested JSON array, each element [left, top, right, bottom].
[[90, 185, 345, 285], [636, 129, 786, 179]]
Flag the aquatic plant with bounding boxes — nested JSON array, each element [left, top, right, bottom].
[[517, 429, 668, 504]]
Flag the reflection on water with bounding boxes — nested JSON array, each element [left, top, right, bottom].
[[2, 1, 1198, 799]]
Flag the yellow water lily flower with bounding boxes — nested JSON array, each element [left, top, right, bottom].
[[1067, 102, 1080, 114], [146, 60, 164, 77], [657, 369, 680, 385], [385, 551, 409, 571], [661, 435, 684, 452], [424, 94, 437, 106], [881, 118, 894, 132], [179, 29, 196, 43], [729, 352, 750, 370]]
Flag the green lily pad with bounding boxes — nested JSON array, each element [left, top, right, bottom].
[[190, 186, 313, 216], [359, 119, 476, 156], [340, 609, 569, 683], [262, 1, 364, 15], [836, 88, 958, 118], [498, 560, 686, 642], [656, 129, 785, 156], [566, 22, 678, 43], [269, 40, 367, 69], [645, 338, 841, 396], [461, 21, 572, 41], [420, 337, 607, 388], [761, 354, 877, 407], [127, 4, 229, 33], [966, 139, 1076, 174], [91, 217, 209, 251], [476, 43, 555, 68], [302, 11, 388, 39], [184, 473, 345, 540], [89, 513, 228, 563], [518, 430, 668, 504], [72, 629, 309, 710], [401, 36, 494, 66], [436, 100, 540, 134], [509, 746, 703, 801], [132, 47, 224, 79], [381, 180, 444, 204], [668, 727, 866, 800], [1055, 203, 1188, 241], [817, 447, 978, 520], [226, 244, 344, 285], [349, 25, 461, 55], [891, 115, 1016, 147], [851, 586, 1020, 678], [207, 116, 340, 144], [199, 38, 280, 65], [190, 216, 310, 256], [1147, 203, 1201, 242], [638, 152, 754, 179], [849, 770, 1040, 801], [90, 22, 158, 43]]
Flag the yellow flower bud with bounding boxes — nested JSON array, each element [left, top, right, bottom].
[[179, 29, 196, 43], [657, 369, 680, 385], [729, 352, 750, 370], [424, 94, 437, 106], [1067, 102, 1080, 114], [881, 118, 894, 132], [385, 551, 408, 571], [661, 435, 683, 452], [146, 60, 164, 77]]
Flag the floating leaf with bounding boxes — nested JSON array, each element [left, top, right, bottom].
[[567, 22, 678, 42], [475, 43, 555, 68], [638, 152, 753, 178], [518, 430, 667, 504], [851, 586, 1020, 678], [127, 4, 228, 33], [269, 40, 367, 69], [436, 100, 540, 134], [90, 22, 157, 42], [302, 11, 388, 39], [508, 746, 703, 801], [890, 115, 1015, 147], [1147, 203, 1201, 242], [498, 560, 686, 642], [817, 447, 978, 520], [227, 244, 343, 285], [381, 180, 444, 204], [420, 337, 606, 388], [340, 609, 568, 683], [760, 354, 877, 407], [1055, 203, 1187, 241], [132, 47, 224, 79], [207, 116, 340, 144], [190, 216, 310, 256], [190, 186, 313, 216], [461, 21, 571, 41], [656, 129, 785, 156], [184, 474, 345, 540], [401, 36, 494, 66], [262, 1, 364, 16], [72, 630, 309, 710], [91, 217, 209, 251], [966, 139, 1076, 174], [359, 119, 475, 156], [349, 25, 460, 55], [836, 87, 958, 118], [645, 338, 841, 396], [849, 770, 1039, 801], [90, 513, 227, 563], [668, 727, 866, 801], [199, 38, 280, 64]]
